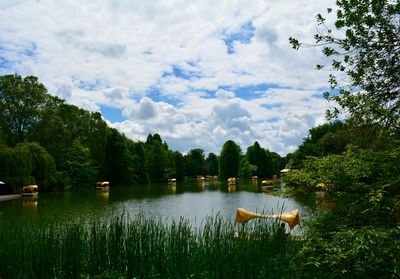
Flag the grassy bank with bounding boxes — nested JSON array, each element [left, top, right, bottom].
[[0, 214, 300, 279]]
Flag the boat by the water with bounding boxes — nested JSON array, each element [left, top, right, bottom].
[[96, 181, 110, 191], [22, 185, 38, 196], [227, 177, 237, 185], [261, 180, 274, 190], [197, 175, 205, 182], [234, 207, 300, 230], [168, 178, 177, 185]]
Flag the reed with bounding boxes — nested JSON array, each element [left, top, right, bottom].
[[0, 214, 301, 278]]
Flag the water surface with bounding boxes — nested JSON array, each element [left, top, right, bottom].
[[0, 179, 316, 229]]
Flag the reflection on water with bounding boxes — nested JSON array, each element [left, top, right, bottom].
[[0, 179, 319, 227], [22, 196, 38, 208]]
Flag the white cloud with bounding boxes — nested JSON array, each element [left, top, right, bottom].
[[0, 0, 336, 155]]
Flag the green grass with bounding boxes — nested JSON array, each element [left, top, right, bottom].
[[0, 214, 301, 278]]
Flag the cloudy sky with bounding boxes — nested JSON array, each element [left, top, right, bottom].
[[0, 0, 336, 156]]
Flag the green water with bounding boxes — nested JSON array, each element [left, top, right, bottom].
[[0, 179, 315, 228]]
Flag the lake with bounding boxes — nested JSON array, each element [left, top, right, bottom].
[[0, 179, 318, 231]]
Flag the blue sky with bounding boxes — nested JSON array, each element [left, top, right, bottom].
[[0, 0, 335, 155]]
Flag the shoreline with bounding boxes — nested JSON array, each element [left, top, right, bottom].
[[0, 194, 22, 201]]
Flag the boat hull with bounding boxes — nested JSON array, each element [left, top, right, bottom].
[[22, 192, 38, 197]]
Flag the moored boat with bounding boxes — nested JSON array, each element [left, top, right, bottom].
[[22, 185, 38, 196], [227, 177, 237, 185], [234, 208, 300, 229], [168, 178, 177, 185], [261, 180, 274, 190], [96, 181, 110, 191], [197, 175, 205, 182]]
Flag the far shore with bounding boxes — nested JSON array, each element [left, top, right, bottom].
[[0, 194, 22, 201]]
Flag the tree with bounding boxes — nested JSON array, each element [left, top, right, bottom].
[[0, 74, 50, 145], [219, 140, 241, 179], [239, 157, 253, 178], [30, 102, 108, 171], [0, 142, 57, 192], [65, 142, 98, 188], [205, 152, 219, 176], [185, 149, 205, 176], [173, 151, 186, 181], [290, 0, 400, 134], [104, 128, 137, 186], [246, 142, 272, 178], [145, 134, 168, 182]]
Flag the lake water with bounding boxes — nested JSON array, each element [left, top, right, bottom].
[[0, 179, 318, 231]]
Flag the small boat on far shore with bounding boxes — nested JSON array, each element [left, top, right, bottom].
[[168, 178, 177, 185], [227, 177, 237, 185], [22, 185, 38, 196], [96, 181, 110, 191]]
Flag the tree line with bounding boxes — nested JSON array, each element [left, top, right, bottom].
[[0, 74, 283, 192]]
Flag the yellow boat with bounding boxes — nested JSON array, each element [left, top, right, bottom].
[[96, 181, 109, 191], [197, 175, 205, 182], [227, 177, 237, 185], [168, 178, 177, 185], [22, 185, 38, 196], [234, 208, 300, 229]]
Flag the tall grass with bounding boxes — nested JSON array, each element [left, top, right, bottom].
[[0, 214, 301, 278]]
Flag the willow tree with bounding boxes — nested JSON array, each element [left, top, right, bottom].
[[219, 140, 241, 179], [0, 142, 56, 192]]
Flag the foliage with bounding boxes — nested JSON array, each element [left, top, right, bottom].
[[290, 0, 400, 134], [284, 169, 317, 191], [238, 157, 254, 178], [0, 74, 50, 145], [29, 102, 108, 171], [289, 121, 398, 168], [205, 152, 219, 176], [65, 142, 98, 188], [297, 222, 400, 278], [246, 141, 281, 178], [287, 145, 400, 193], [104, 128, 137, 186], [171, 151, 186, 181], [0, 142, 56, 192], [185, 148, 206, 176], [219, 140, 241, 179], [145, 134, 168, 182]]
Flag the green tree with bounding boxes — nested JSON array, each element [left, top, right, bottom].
[[0, 74, 50, 145], [128, 141, 149, 184], [65, 142, 98, 188], [173, 151, 186, 181], [205, 152, 219, 176], [104, 128, 137, 186], [290, 0, 400, 134], [145, 134, 168, 182], [185, 149, 205, 176], [219, 140, 241, 179], [239, 157, 254, 178], [30, 103, 108, 171], [246, 142, 272, 178], [0, 142, 57, 192]]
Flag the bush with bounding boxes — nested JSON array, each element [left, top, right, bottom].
[[297, 225, 400, 278]]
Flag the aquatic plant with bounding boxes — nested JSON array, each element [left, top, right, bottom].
[[0, 214, 299, 278]]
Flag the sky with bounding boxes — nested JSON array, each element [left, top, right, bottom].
[[0, 0, 337, 156]]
